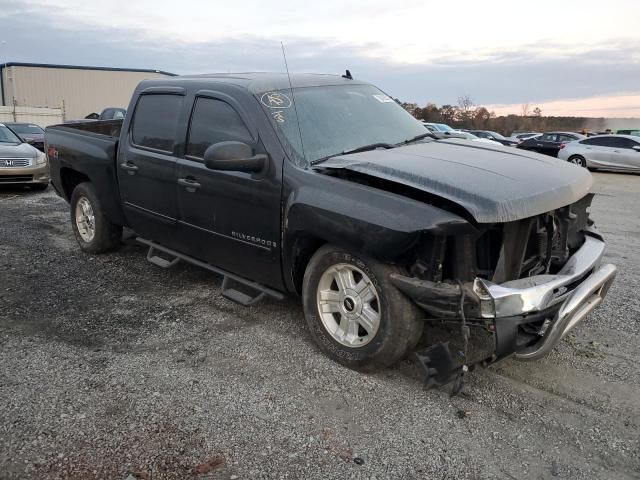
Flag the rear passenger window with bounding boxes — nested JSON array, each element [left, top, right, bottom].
[[581, 137, 613, 147], [186, 98, 253, 159], [131, 94, 183, 153]]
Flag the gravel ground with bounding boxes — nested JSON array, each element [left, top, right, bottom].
[[0, 172, 639, 480]]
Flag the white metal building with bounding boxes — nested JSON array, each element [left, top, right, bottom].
[[0, 63, 175, 125]]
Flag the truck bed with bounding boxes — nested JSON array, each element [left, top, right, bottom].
[[46, 119, 127, 226], [55, 119, 123, 138]]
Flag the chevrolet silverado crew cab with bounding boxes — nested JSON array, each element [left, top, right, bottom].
[[45, 73, 617, 385]]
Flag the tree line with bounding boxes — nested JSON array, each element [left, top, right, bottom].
[[398, 95, 625, 135]]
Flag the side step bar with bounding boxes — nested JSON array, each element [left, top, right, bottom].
[[137, 238, 285, 305]]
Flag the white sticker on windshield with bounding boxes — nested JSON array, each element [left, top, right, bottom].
[[373, 94, 394, 103]]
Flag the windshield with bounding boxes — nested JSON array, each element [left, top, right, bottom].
[[0, 125, 22, 144], [6, 124, 44, 135], [435, 123, 454, 132], [259, 84, 426, 165]]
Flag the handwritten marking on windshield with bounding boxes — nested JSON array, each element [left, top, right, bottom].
[[272, 111, 286, 123], [261, 92, 292, 109]]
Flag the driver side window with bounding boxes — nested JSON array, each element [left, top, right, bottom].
[[186, 97, 253, 159]]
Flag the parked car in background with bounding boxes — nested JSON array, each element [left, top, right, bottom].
[[517, 131, 585, 157], [4, 122, 45, 151], [469, 130, 518, 146], [420, 123, 502, 146], [616, 129, 640, 137], [451, 131, 503, 146], [507, 132, 539, 142], [81, 108, 128, 122], [0, 123, 49, 189], [558, 135, 640, 171], [423, 122, 455, 133]]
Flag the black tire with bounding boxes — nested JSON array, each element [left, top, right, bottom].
[[568, 155, 587, 168], [302, 245, 423, 371], [30, 183, 49, 191], [70, 182, 122, 253]]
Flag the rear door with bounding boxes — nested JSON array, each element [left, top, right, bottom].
[[534, 133, 559, 155], [175, 92, 283, 288], [117, 89, 186, 245]]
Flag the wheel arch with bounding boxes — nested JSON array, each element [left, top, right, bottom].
[[60, 167, 90, 201], [285, 231, 327, 296]]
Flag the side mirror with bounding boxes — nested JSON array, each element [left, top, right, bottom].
[[633, 145, 640, 152], [203, 141, 268, 173]]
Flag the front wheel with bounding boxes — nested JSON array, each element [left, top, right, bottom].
[[302, 245, 423, 371], [568, 155, 587, 168], [70, 182, 122, 253]]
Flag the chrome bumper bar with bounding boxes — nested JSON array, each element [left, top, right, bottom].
[[514, 263, 616, 360], [474, 235, 617, 361]]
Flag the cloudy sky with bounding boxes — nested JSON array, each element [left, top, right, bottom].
[[2, 0, 640, 116]]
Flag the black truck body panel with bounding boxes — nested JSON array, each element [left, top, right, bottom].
[[316, 139, 593, 223]]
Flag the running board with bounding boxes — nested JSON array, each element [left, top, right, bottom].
[[221, 277, 266, 306], [146, 245, 180, 268], [137, 238, 284, 304]]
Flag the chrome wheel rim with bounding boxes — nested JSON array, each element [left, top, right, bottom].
[[570, 157, 584, 166], [75, 197, 95, 242], [316, 263, 381, 347]]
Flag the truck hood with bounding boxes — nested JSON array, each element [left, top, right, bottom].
[[315, 139, 593, 223], [0, 142, 39, 159]]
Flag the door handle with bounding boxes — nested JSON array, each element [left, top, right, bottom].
[[120, 162, 138, 175], [177, 177, 201, 192], [537, 144, 543, 147]]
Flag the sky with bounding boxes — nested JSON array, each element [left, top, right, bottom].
[[1, 0, 640, 117]]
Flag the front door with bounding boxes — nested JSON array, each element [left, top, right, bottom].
[[175, 94, 283, 289], [117, 92, 185, 245], [610, 137, 640, 170]]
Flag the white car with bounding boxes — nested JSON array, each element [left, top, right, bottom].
[[507, 132, 540, 142], [557, 135, 640, 171], [452, 130, 502, 146], [421, 122, 502, 146]]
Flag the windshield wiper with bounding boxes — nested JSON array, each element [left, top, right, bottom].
[[310, 142, 394, 166], [396, 132, 439, 146]]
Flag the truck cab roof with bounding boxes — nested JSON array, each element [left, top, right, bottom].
[[139, 72, 369, 95]]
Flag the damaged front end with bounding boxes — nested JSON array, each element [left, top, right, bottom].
[[391, 194, 617, 387]]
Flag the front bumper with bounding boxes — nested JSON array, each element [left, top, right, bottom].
[[475, 235, 616, 360], [392, 234, 617, 362], [0, 163, 50, 184]]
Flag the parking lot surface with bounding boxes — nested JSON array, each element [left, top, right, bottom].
[[0, 172, 639, 479]]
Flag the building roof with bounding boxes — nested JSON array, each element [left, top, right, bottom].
[[0, 62, 176, 76]]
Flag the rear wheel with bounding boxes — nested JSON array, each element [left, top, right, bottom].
[[568, 155, 587, 168], [302, 245, 423, 370], [70, 182, 122, 253]]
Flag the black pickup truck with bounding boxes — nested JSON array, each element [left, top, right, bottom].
[[45, 73, 617, 385]]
